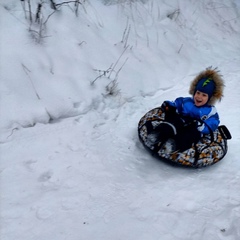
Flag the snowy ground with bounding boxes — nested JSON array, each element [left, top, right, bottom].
[[1, 0, 240, 239]]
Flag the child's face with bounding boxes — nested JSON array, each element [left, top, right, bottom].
[[194, 90, 209, 106]]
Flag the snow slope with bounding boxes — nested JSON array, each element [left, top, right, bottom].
[[0, 0, 240, 239]]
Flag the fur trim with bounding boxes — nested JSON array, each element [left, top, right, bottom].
[[189, 67, 225, 105]]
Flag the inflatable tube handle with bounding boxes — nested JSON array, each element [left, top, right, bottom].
[[204, 122, 215, 143], [218, 125, 232, 140], [193, 120, 214, 167]]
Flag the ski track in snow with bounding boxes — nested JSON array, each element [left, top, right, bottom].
[[1, 0, 240, 240]]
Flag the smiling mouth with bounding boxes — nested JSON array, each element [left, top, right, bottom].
[[195, 99, 202, 104]]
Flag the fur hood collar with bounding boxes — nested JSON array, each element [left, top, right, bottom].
[[189, 67, 225, 105]]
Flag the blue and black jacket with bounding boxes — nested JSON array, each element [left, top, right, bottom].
[[169, 97, 219, 135]]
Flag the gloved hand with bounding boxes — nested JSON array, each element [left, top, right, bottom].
[[191, 120, 205, 132], [161, 101, 176, 113], [196, 121, 205, 132]]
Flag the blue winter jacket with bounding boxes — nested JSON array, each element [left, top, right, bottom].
[[168, 97, 220, 135]]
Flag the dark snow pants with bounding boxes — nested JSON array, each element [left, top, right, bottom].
[[147, 110, 201, 152]]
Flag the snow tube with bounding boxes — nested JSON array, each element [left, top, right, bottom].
[[138, 107, 229, 168]]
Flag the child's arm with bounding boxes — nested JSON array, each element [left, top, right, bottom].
[[161, 97, 184, 113], [198, 109, 220, 134]]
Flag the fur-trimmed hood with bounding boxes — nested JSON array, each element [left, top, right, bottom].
[[189, 67, 225, 105]]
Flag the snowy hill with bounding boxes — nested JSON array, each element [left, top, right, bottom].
[[0, 0, 240, 239]]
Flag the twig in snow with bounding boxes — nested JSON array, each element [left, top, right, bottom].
[[115, 57, 128, 80], [178, 44, 183, 54], [35, 3, 42, 24], [55, 0, 84, 7], [27, 0, 33, 23], [49, 0, 57, 10], [6, 128, 19, 139], [108, 46, 129, 79], [121, 19, 131, 48], [105, 80, 121, 97], [91, 65, 113, 85], [167, 9, 180, 21], [21, 63, 41, 100]]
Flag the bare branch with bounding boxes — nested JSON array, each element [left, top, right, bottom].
[[55, 1, 83, 7], [21, 64, 41, 100], [108, 46, 129, 79], [91, 65, 113, 85]]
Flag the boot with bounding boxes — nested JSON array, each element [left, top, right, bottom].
[[147, 122, 176, 150]]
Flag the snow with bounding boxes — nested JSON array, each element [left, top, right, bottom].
[[0, 0, 240, 239]]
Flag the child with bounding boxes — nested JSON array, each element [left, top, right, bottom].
[[148, 67, 225, 153]]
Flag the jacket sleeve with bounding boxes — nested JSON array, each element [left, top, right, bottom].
[[173, 97, 184, 114], [198, 107, 220, 134]]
